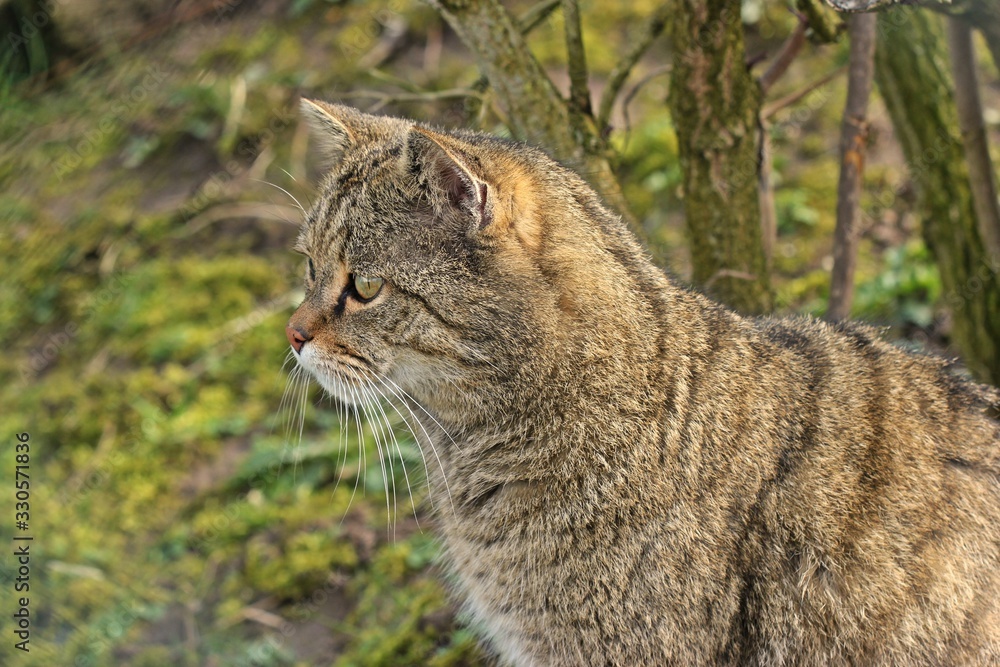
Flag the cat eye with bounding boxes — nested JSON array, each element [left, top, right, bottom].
[[353, 274, 383, 301], [306, 258, 316, 283]]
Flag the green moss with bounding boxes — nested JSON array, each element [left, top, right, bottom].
[[333, 534, 479, 666], [246, 530, 358, 598]]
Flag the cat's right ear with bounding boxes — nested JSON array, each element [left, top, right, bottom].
[[299, 99, 360, 168]]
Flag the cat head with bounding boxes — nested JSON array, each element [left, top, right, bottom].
[[287, 101, 651, 425]]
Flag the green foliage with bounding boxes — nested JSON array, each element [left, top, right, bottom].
[[853, 240, 941, 327], [0, 0, 59, 86], [776, 189, 821, 234]]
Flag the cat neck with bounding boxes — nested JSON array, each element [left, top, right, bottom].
[[419, 276, 733, 519]]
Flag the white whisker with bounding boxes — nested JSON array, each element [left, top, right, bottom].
[[358, 367, 423, 530], [251, 178, 307, 216], [344, 376, 367, 516], [355, 375, 401, 537], [376, 374, 456, 513], [292, 364, 310, 481]]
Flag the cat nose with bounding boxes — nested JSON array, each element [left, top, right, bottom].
[[286, 325, 312, 353]]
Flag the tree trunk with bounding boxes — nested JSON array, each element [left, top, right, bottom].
[[423, 0, 647, 250], [827, 12, 877, 322], [668, 0, 773, 314], [946, 17, 1000, 261], [874, 8, 1000, 386]]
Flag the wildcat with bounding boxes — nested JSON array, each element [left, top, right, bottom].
[[286, 99, 1000, 666]]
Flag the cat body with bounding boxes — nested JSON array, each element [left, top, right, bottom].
[[289, 100, 1000, 666]]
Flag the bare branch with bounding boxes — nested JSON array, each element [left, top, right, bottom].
[[338, 88, 484, 111], [826, 12, 878, 322], [621, 64, 672, 142], [761, 65, 846, 118], [357, 14, 409, 69], [760, 16, 808, 93], [822, 0, 949, 11], [759, 13, 812, 262], [518, 0, 560, 34], [946, 16, 1000, 262], [703, 270, 759, 290], [596, 3, 671, 130], [562, 0, 593, 119]]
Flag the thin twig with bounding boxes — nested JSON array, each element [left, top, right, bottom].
[[760, 15, 809, 93], [339, 88, 484, 112], [622, 64, 672, 149], [562, 0, 593, 119], [762, 65, 846, 118], [596, 3, 671, 130], [519, 0, 561, 34], [822, 0, 950, 11], [175, 203, 304, 239], [704, 269, 759, 290], [757, 10, 810, 259], [357, 14, 409, 70], [826, 12, 877, 322]]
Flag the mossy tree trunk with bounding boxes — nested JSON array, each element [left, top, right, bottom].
[[423, 0, 647, 249], [874, 8, 1000, 385], [668, 0, 773, 314]]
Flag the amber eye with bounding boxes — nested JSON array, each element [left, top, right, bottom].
[[353, 274, 383, 301]]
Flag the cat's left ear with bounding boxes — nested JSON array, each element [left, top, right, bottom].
[[407, 127, 494, 230]]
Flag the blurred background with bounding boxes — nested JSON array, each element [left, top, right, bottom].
[[0, 0, 997, 665]]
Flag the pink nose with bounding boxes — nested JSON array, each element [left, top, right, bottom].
[[286, 325, 311, 353]]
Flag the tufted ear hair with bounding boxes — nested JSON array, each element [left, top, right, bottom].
[[406, 127, 493, 230], [299, 99, 369, 168]]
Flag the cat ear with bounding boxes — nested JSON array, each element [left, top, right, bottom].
[[300, 99, 363, 167], [407, 127, 493, 230]]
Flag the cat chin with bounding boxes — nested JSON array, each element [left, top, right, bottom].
[[295, 347, 369, 407], [313, 369, 365, 406]]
